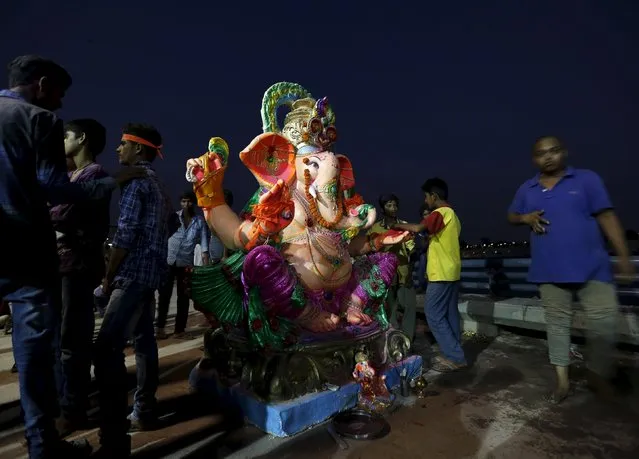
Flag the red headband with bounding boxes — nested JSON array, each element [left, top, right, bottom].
[[122, 134, 163, 159]]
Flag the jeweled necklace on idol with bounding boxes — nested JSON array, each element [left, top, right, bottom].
[[292, 186, 349, 283], [302, 168, 343, 229]]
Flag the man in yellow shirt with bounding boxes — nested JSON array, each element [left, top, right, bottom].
[[367, 194, 417, 341], [394, 178, 466, 372]]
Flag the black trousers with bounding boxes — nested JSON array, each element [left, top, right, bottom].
[[59, 271, 96, 420], [157, 265, 190, 333]]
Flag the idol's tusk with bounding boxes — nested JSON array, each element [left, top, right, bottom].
[[309, 183, 318, 199]]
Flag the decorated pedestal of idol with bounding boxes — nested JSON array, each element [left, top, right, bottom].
[[186, 82, 422, 436]]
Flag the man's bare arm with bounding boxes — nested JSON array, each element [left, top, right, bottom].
[[393, 222, 425, 233], [596, 210, 630, 259], [507, 213, 526, 225]]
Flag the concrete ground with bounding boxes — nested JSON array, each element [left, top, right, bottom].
[[1, 307, 638, 458], [196, 329, 639, 459]]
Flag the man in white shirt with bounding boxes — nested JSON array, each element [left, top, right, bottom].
[[156, 191, 209, 338]]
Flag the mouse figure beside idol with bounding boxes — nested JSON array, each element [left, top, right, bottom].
[[352, 351, 393, 413]]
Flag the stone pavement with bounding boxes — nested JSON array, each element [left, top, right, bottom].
[[1, 302, 638, 458], [0, 288, 198, 404], [0, 287, 210, 458], [205, 331, 639, 459]]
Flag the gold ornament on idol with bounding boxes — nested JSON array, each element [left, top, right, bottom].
[[303, 168, 343, 230]]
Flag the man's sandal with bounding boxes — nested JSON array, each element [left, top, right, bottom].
[[431, 356, 467, 373]]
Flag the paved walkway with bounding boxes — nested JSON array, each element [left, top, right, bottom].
[[1, 303, 638, 458], [0, 288, 201, 403], [211, 331, 639, 459]]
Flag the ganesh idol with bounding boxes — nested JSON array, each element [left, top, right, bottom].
[[185, 82, 409, 350]]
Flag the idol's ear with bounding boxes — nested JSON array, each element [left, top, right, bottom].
[[337, 154, 365, 210], [336, 154, 355, 192], [239, 132, 296, 189]]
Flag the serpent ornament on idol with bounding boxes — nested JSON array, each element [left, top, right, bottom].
[[185, 82, 410, 350]]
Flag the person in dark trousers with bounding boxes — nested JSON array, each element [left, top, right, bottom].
[[0, 55, 139, 459], [49, 118, 112, 436], [156, 191, 209, 339], [394, 178, 466, 372], [508, 135, 633, 403], [367, 194, 418, 341], [412, 204, 430, 293], [93, 123, 172, 457]]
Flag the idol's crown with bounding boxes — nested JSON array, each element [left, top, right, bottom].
[[282, 97, 337, 155]]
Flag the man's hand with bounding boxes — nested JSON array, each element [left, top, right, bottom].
[[201, 252, 210, 266], [521, 210, 549, 234], [380, 230, 411, 246], [617, 257, 636, 285], [114, 167, 147, 186], [101, 278, 111, 296], [369, 230, 410, 251], [392, 223, 423, 233]]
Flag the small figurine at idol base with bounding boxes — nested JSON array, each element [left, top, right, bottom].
[[352, 351, 392, 413]]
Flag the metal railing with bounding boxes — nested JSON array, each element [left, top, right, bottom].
[[460, 257, 639, 308]]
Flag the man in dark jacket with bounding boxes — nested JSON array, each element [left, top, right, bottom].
[[0, 55, 139, 459]]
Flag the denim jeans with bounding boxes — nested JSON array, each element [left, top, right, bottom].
[[93, 280, 158, 442], [425, 281, 466, 364], [59, 272, 96, 420], [539, 281, 618, 377], [0, 278, 61, 459]]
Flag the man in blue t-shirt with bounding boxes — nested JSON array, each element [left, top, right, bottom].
[[508, 135, 633, 404]]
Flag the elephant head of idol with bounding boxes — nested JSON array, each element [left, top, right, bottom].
[[240, 82, 367, 224]]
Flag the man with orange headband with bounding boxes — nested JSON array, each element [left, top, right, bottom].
[[1, 55, 146, 459], [93, 123, 172, 457]]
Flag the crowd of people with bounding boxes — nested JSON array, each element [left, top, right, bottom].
[[0, 53, 636, 459], [375, 135, 634, 403], [0, 55, 229, 458]]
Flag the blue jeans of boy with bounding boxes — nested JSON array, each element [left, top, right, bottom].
[[425, 281, 466, 364], [93, 280, 158, 443]]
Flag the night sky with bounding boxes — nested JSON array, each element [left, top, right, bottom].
[[2, 1, 638, 241]]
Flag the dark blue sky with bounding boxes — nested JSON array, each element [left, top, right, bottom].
[[2, 1, 638, 240]]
